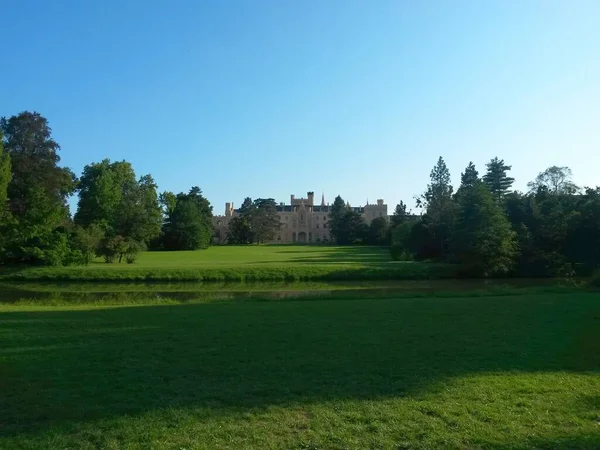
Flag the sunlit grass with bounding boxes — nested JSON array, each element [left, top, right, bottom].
[[1, 292, 598, 448], [0, 246, 458, 282]]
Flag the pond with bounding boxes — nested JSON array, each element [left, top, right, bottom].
[[0, 278, 574, 304]]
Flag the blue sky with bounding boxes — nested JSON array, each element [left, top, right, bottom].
[[2, 0, 599, 215]]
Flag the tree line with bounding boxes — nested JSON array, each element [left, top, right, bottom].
[[389, 157, 600, 277], [0, 111, 214, 266], [1, 111, 598, 276]]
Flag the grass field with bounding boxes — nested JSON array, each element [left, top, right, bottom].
[[0, 246, 457, 282], [1, 292, 599, 449]]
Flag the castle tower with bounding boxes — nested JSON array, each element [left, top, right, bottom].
[[321, 192, 325, 207]]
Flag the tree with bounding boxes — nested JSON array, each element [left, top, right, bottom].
[[417, 157, 455, 259], [227, 215, 253, 244], [0, 130, 10, 213], [328, 195, 347, 243], [460, 161, 479, 188], [335, 209, 368, 245], [483, 157, 514, 201], [453, 180, 517, 276], [71, 224, 104, 265], [247, 198, 281, 244], [1, 112, 76, 220], [114, 174, 162, 245], [367, 217, 389, 245], [75, 159, 137, 230], [527, 166, 579, 195], [161, 187, 213, 250], [75, 160, 162, 247], [159, 191, 177, 218], [390, 201, 409, 228], [1, 112, 77, 265]]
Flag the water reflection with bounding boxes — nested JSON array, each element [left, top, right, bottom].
[[0, 279, 572, 304]]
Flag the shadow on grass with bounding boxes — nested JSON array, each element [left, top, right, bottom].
[[276, 246, 392, 265], [1, 294, 599, 440]]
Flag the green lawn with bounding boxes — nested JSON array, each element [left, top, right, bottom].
[[1, 292, 599, 449], [0, 246, 457, 282]]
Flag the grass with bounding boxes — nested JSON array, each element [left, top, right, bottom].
[[1, 291, 599, 449], [0, 246, 457, 282]]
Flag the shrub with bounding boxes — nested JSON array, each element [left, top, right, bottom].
[[390, 244, 413, 261]]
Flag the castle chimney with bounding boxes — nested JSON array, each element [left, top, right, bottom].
[[307, 191, 314, 205]]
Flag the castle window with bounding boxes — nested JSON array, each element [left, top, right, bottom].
[[316, 224, 319, 229], [323, 224, 327, 229]]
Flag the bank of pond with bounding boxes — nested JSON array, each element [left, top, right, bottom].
[[0, 278, 590, 306]]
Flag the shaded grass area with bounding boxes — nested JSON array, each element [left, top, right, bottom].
[[0, 246, 458, 282], [1, 292, 599, 449]]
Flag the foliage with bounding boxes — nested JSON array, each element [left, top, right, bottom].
[[0, 130, 10, 214], [159, 191, 177, 218], [335, 210, 368, 245], [390, 200, 408, 227], [416, 157, 454, 259], [527, 165, 579, 195], [483, 157, 514, 201], [367, 216, 389, 245], [1, 112, 76, 221], [161, 187, 213, 250], [71, 224, 105, 265], [390, 219, 418, 261], [99, 235, 146, 264], [459, 161, 479, 188], [75, 160, 162, 247], [453, 179, 517, 276], [248, 198, 281, 243], [227, 215, 253, 244], [227, 198, 281, 244], [0, 112, 76, 265]]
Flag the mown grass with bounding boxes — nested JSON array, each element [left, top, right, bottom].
[[0, 246, 458, 282], [1, 291, 599, 449]]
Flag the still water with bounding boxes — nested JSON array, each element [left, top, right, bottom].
[[0, 279, 572, 304]]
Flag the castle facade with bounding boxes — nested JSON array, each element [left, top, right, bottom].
[[213, 191, 388, 244]]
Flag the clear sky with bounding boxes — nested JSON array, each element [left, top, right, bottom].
[[2, 0, 599, 215]]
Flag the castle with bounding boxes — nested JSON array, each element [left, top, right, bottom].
[[213, 191, 388, 244]]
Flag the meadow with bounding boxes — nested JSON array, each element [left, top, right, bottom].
[[0, 246, 456, 282], [1, 290, 599, 449]]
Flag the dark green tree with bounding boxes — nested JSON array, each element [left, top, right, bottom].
[[416, 157, 455, 259], [161, 187, 213, 250], [453, 179, 517, 276], [335, 209, 368, 245], [367, 216, 389, 245], [390, 200, 409, 227], [483, 157, 514, 201], [1, 112, 76, 220], [1, 112, 77, 265], [0, 131, 10, 213], [227, 216, 253, 244], [328, 195, 347, 243], [460, 161, 479, 188], [248, 198, 281, 244]]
